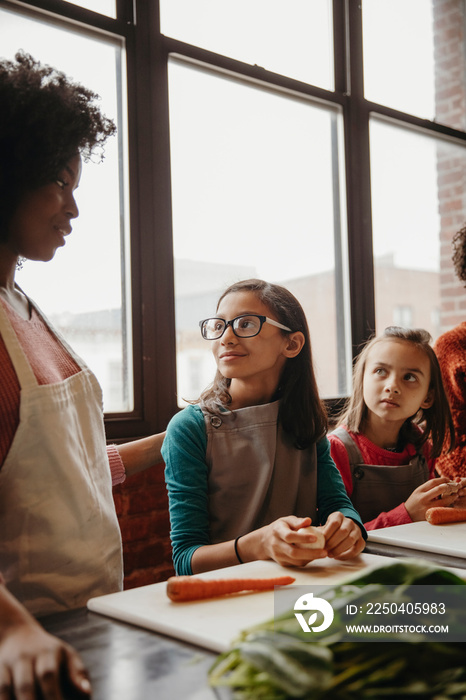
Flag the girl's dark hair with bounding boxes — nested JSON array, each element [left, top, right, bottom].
[[452, 224, 466, 284], [336, 326, 454, 458], [0, 51, 116, 239], [198, 278, 328, 448]]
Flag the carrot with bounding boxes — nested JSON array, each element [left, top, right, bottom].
[[426, 506, 466, 525], [166, 575, 296, 602]]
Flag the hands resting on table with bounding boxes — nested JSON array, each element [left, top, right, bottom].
[[0, 584, 90, 700], [235, 512, 366, 569]]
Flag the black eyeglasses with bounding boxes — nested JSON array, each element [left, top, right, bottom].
[[199, 314, 292, 340]]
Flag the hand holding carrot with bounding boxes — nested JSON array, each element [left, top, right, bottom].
[[405, 477, 460, 522]]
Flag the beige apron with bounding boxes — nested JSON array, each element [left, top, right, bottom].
[[331, 427, 429, 523], [0, 299, 123, 616], [204, 401, 318, 543]]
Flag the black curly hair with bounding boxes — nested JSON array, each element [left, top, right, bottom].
[[452, 224, 466, 284], [0, 51, 116, 240]]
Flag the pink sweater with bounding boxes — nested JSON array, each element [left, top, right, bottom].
[[0, 299, 125, 484], [329, 429, 435, 530]]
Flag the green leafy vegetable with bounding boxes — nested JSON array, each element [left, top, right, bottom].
[[208, 560, 466, 699]]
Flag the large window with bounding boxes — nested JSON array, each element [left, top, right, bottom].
[[0, 4, 132, 414], [370, 118, 466, 339], [1, 0, 466, 434], [160, 0, 334, 89], [363, 0, 466, 342], [168, 60, 350, 401], [362, 0, 436, 121], [61, 0, 116, 17]]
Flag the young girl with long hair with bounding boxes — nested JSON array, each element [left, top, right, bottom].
[[329, 326, 463, 530], [162, 279, 366, 575]]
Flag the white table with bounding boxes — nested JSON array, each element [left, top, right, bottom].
[[365, 521, 466, 569], [87, 552, 464, 653]]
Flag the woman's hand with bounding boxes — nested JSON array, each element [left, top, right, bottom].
[[0, 623, 90, 700], [405, 476, 461, 521], [320, 512, 366, 560], [0, 588, 90, 700]]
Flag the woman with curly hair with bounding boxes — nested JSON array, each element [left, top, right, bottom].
[[0, 52, 164, 698], [434, 225, 466, 479]]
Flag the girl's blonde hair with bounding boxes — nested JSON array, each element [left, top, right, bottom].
[[336, 326, 454, 458]]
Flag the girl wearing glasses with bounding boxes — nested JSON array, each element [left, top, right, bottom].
[[162, 279, 366, 575]]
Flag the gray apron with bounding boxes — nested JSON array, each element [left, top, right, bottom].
[[203, 400, 318, 542], [331, 427, 429, 523]]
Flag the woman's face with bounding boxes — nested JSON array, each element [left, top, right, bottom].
[[6, 154, 82, 263]]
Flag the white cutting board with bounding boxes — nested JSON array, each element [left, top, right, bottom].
[[368, 521, 466, 557], [87, 554, 393, 653]]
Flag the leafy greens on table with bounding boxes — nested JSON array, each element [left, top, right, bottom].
[[208, 560, 466, 699]]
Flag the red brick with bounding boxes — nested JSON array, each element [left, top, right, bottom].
[[123, 539, 166, 572], [119, 512, 160, 542], [439, 199, 464, 214], [124, 489, 167, 516], [440, 271, 456, 285], [124, 563, 175, 589]]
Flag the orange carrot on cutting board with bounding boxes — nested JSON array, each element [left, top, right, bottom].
[[426, 507, 466, 525], [166, 575, 295, 602]]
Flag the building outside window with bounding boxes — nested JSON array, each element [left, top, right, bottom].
[[393, 305, 413, 329]]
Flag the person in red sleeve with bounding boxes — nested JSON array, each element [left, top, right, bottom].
[[434, 225, 466, 480]]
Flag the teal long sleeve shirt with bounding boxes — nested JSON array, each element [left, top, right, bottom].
[[162, 404, 366, 575]]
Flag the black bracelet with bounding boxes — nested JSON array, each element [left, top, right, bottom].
[[234, 535, 243, 564]]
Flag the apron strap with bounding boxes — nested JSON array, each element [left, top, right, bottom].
[[331, 427, 364, 466], [0, 285, 89, 392], [0, 299, 37, 390]]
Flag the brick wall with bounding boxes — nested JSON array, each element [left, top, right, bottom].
[[433, 0, 466, 332], [112, 462, 175, 589]]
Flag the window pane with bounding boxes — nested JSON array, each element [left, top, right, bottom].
[[370, 117, 466, 340], [0, 8, 132, 413], [60, 0, 116, 18], [161, 0, 334, 90], [168, 60, 350, 404], [363, 0, 466, 131]]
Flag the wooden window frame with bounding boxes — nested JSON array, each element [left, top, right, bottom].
[[4, 0, 466, 433]]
